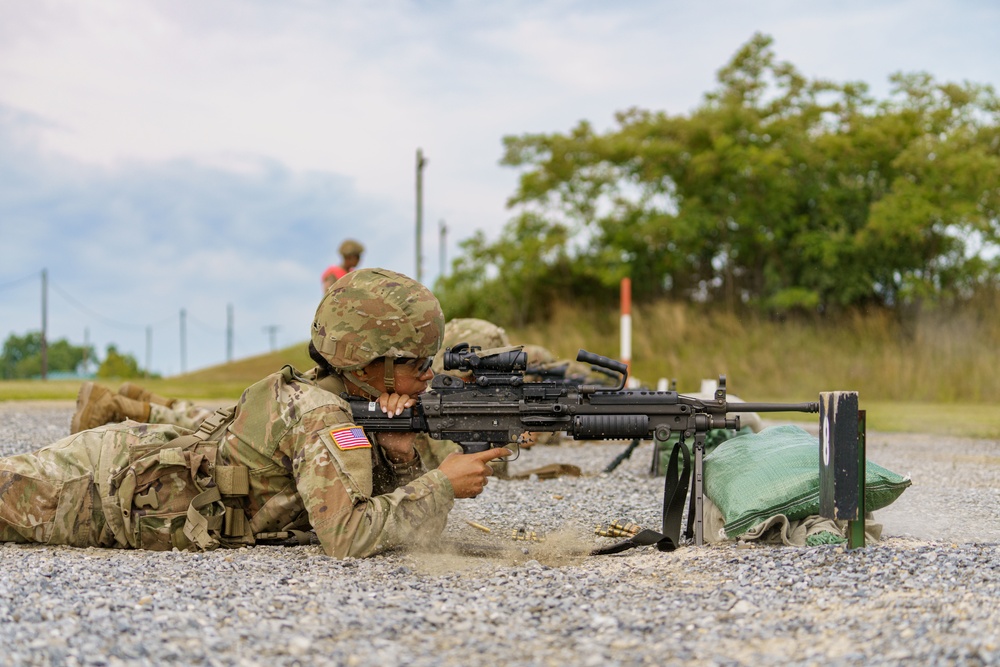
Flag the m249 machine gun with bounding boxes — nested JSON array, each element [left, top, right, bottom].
[[349, 344, 846, 552]]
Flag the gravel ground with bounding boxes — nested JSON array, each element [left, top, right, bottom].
[[2, 402, 999, 667]]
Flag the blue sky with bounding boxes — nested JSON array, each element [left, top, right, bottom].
[[1, 0, 997, 375]]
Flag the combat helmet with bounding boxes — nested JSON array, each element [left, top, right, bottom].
[[521, 344, 556, 366], [432, 318, 512, 378], [339, 239, 365, 257], [312, 268, 443, 396]]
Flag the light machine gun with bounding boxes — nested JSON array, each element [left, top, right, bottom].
[[348, 343, 819, 551]]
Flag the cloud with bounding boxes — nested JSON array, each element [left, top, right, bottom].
[[2, 0, 998, 374], [0, 104, 405, 373]]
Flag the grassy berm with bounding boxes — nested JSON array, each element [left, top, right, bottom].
[[3, 298, 999, 438]]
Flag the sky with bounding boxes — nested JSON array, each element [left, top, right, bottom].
[[1, 0, 998, 376]]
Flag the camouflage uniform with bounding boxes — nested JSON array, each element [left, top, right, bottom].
[[0, 268, 454, 558], [148, 400, 214, 431], [521, 344, 556, 367], [68, 382, 216, 434], [429, 317, 510, 378]]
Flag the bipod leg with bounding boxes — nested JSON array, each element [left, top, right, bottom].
[[694, 434, 705, 545], [604, 438, 641, 474], [682, 433, 707, 546]]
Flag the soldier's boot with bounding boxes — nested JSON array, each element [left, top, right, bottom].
[[71, 382, 152, 433], [116, 395, 152, 423], [118, 382, 175, 407]]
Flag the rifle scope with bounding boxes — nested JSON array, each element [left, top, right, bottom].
[[442, 342, 527, 374]]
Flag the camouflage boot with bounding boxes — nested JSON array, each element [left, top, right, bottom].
[[70, 382, 152, 433], [118, 382, 175, 407]]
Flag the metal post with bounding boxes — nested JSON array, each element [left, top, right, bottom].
[[439, 219, 447, 279], [226, 303, 234, 363], [620, 278, 631, 382], [819, 391, 865, 549], [849, 411, 868, 549], [694, 437, 705, 546], [263, 325, 279, 352], [40, 269, 48, 380], [415, 148, 427, 283], [82, 327, 90, 376], [145, 326, 152, 378], [180, 308, 187, 374]]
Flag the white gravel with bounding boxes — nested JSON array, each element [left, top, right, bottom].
[[2, 403, 999, 666]]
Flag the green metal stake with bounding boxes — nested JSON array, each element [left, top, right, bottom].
[[848, 410, 867, 550]]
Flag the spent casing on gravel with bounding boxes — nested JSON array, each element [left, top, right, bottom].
[[1, 404, 998, 667]]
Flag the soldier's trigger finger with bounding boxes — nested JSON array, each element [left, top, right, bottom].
[[477, 447, 511, 462]]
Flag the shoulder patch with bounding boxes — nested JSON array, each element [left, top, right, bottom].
[[329, 426, 372, 451]]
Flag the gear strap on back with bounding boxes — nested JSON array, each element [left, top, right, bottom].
[[167, 405, 236, 450], [167, 405, 256, 547], [590, 438, 692, 556]]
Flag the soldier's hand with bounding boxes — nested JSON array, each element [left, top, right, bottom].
[[375, 432, 418, 464], [376, 391, 418, 417], [369, 392, 421, 464], [438, 448, 511, 499]]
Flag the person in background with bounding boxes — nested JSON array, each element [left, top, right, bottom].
[[70, 382, 213, 434], [322, 239, 365, 292]]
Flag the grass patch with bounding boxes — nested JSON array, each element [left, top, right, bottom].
[[765, 403, 1000, 439], [0, 344, 312, 403], [3, 299, 998, 439]]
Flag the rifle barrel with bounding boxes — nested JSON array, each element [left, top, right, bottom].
[[731, 402, 819, 414]]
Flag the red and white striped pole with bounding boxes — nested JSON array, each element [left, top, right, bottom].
[[620, 277, 632, 376]]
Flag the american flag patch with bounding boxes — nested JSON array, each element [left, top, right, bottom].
[[329, 426, 371, 450]]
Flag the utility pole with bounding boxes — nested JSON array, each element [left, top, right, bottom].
[[180, 308, 187, 374], [145, 326, 152, 378], [415, 148, 427, 283], [263, 325, 279, 352], [226, 303, 234, 362], [83, 327, 90, 376], [439, 219, 447, 279], [40, 268, 48, 380]]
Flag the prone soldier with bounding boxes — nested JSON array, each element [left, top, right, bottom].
[[0, 269, 508, 558], [71, 382, 214, 433]]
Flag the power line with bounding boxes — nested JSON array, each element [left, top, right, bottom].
[[0, 272, 38, 291], [187, 311, 224, 335], [48, 280, 147, 331]]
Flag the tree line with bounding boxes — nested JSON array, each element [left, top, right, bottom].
[[1, 332, 148, 380], [435, 33, 1000, 326]]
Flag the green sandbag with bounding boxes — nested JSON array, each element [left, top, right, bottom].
[[704, 424, 911, 539], [653, 426, 754, 475]]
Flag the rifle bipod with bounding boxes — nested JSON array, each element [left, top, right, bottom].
[[591, 432, 706, 555]]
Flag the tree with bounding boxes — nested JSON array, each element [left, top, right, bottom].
[[456, 32, 1000, 321], [434, 213, 577, 326], [1, 332, 94, 379], [96, 345, 144, 379], [861, 74, 1000, 308]]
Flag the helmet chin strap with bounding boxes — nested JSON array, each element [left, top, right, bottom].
[[383, 357, 396, 393], [342, 370, 384, 400]]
